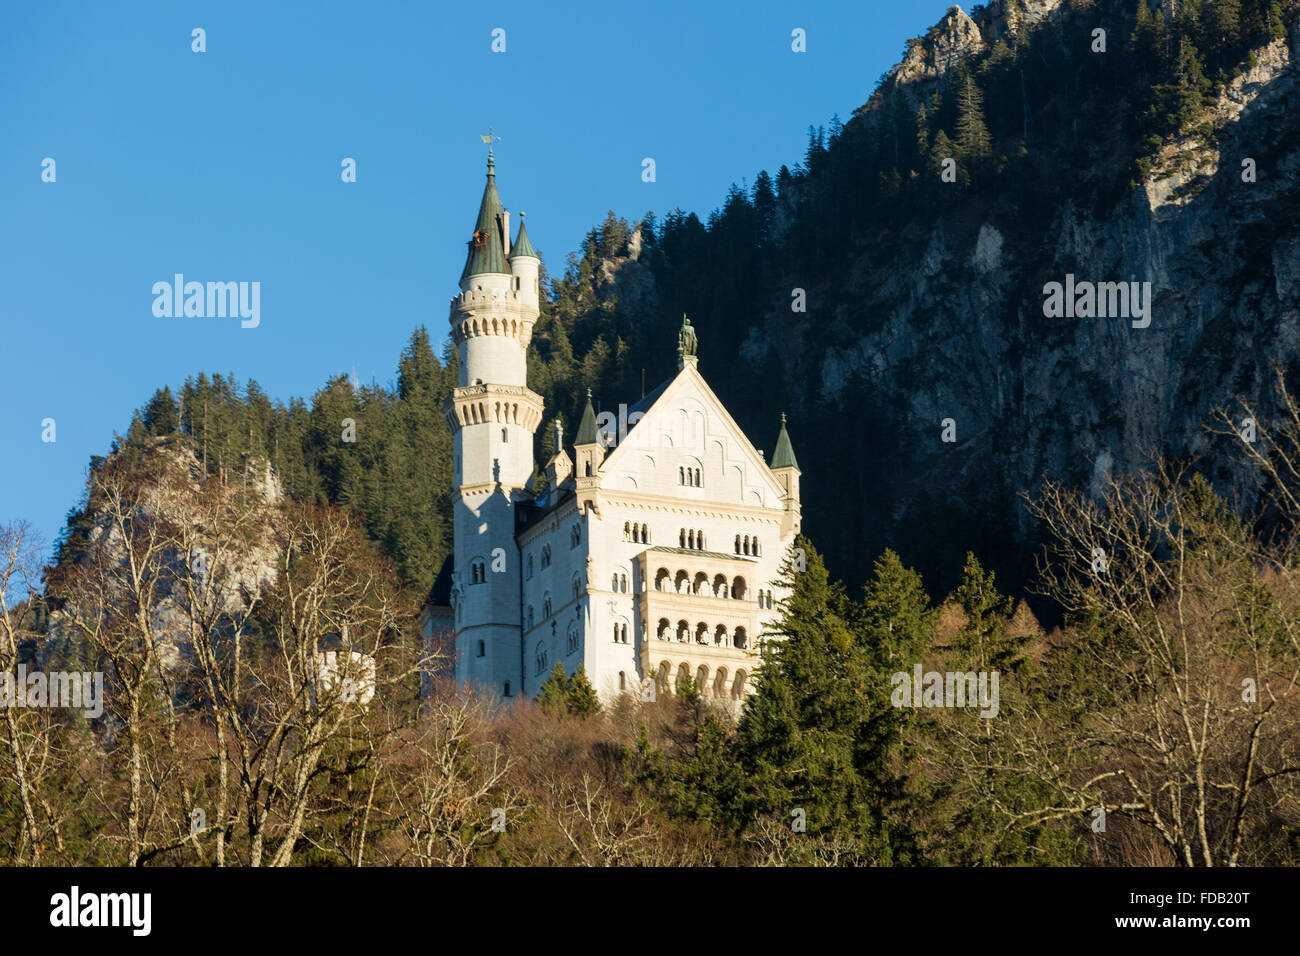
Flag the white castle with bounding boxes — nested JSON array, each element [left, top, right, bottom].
[[439, 153, 802, 705]]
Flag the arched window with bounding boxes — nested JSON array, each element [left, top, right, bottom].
[[542, 545, 551, 568], [502, 428, 508, 443], [734, 534, 741, 554], [676, 620, 689, 643], [679, 467, 685, 485], [734, 627, 748, 650], [472, 560, 486, 584], [477, 640, 485, 658], [543, 596, 552, 618], [613, 623, 620, 643], [694, 468, 701, 486], [688, 530, 696, 550], [526, 554, 534, 579], [623, 522, 631, 542], [655, 568, 670, 591], [697, 530, 705, 550], [743, 536, 751, 556], [676, 663, 691, 694], [535, 643, 547, 675], [567, 624, 578, 654], [732, 577, 747, 601], [618, 671, 626, 691], [679, 529, 686, 549], [732, 670, 747, 699], [714, 624, 727, 646], [693, 572, 708, 595], [657, 661, 671, 693], [619, 573, 628, 593], [695, 622, 708, 644], [713, 574, 728, 598], [657, 618, 670, 640], [571, 524, 581, 548], [713, 667, 728, 698], [641, 524, 649, 544], [674, 570, 689, 593], [753, 538, 760, 556]]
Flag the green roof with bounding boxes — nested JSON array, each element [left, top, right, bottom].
[[574, 389, 599, 445], [510, 212, 538, 259], [771, 413, 799, 470], [459, 155, 508, 282]]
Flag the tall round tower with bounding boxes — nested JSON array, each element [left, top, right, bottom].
[[442, 152, 546, 696]]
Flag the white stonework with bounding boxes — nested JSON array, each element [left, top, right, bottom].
[[442, 159, 802, 706]]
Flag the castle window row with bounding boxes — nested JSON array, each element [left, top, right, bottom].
[[470, 559, 487, 584], [654, 661, 750, 700], [612, 623, 629, 644], [457, 398, 526, 428], [679, 529, 706, 551], [654, 569, 748, 602], [757, 588, 775, 610], [622, 522, 650, 544], [656, 618, 750, 649], [679, 466, 702, 487], [734, 534, 761, 556], [610, 572, 629, 593], [456, 315, 523, 342]]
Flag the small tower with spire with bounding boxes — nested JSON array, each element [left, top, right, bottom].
[[572, 388, 605, 515], [770, 413, 802, 537]]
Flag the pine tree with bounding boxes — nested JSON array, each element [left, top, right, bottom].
[[737, 536, 908, 862], [565, 664, 601, 717], [951, 551, 1026, 674], [955, 72, 992, 162], [141, 386, 179, 436]]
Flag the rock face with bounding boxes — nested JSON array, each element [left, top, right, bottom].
[[894, 6, 988, 87], [44, 441, 283, 676], [738, 5, 1300, 596]]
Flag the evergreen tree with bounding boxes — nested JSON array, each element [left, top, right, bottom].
[[955, 71, 992, 162], [141, 386, 179, 436]]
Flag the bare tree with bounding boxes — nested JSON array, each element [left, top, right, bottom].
[[1015, 459, 1300, 865], [0, 522, 68, 864]]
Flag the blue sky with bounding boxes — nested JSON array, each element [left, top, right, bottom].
[[1, 0, 957, 560]]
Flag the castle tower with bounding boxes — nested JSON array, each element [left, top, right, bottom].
[[770, 413, 802, 538], [443, 152, 546, 696]]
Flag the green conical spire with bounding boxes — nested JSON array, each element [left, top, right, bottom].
[[771, 412, 799, 470], [510, 211, 538, 259], [574, 388, 599, 445], [459, 153, 508, 282]]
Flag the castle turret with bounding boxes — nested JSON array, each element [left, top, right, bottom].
[[770, 413, 801, 537], [572, 389, 605, 515]]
